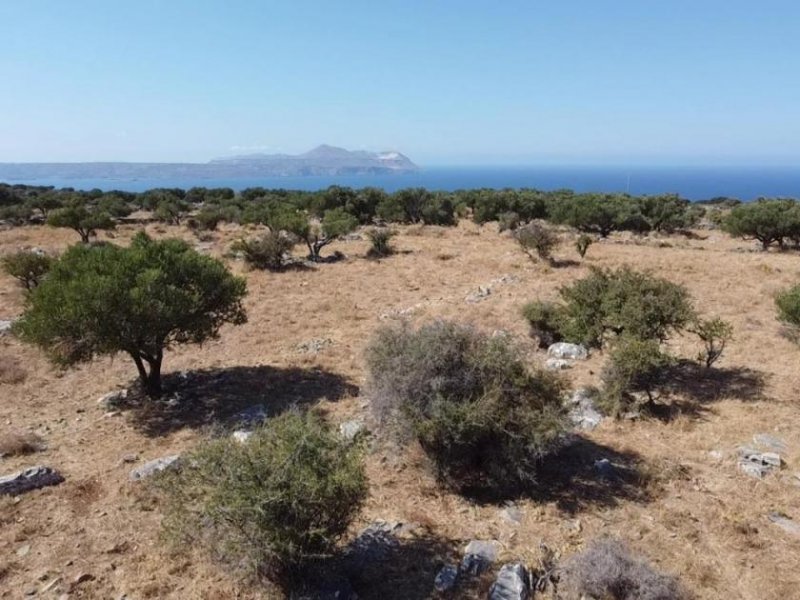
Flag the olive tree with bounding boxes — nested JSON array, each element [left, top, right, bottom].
[[14, 233, 247, 397], [47, 204, 115, 243], [290, 207, 358, 262]]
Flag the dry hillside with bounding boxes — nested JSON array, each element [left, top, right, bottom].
[[1, 220, 799, 599]]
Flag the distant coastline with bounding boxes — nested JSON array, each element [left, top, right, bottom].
[[2, 165, 798, 201]]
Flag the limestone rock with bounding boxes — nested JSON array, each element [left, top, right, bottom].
[[232, 430, 253, 443], [461, 540, 500, 576], [339, 420, 365, 441], [97, 389, 128, 410], [129, 455, 180, 481], [568, 388, 603, 431], [434, 564, 459, 592], [0, 466, 64, 496], [768, 512, 800, 537], [489, 563, 530, 600], [545, 358, 572, 371], [465, 286, 491, 303], [547, 343, 588, 360]]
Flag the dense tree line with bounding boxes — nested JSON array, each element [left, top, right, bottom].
[[3, 182, 800, 250]]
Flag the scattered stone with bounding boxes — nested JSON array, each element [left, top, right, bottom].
[[465, 286, 492, 303], [0, 319, 15, 335], [97, 389, 128, 410], [568, 388, 604, 431], [120, 454, 138, 464], [16, 544, 31, 557], [461, 540, 500, 576], [545, 358, 572, 371], [753, 434, 787, 453], [434, 564, 459, 592], [708, 450, 724, 461], [491, 274, 520, 286], [296, 338, 334, 354], [129, 455, 180, 481], [346, 521, 402, 569], [232, 404, 268, 426], [0, 466, 64, 496], [489, 563, 530, 600], [768, 512, 800, 537], [593, 458, 617, 480], [547, 342, 588, 360], [500, 503, 524, 525], [232, 430, 253, 443], [737, 446, 783, 479], [339, 420, 365, 441]]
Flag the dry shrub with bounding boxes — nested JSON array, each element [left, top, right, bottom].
[[560, 537, 691, 600], [364, 320, 567, 493], [0, 431, 45, 457], [0, 356, 27, 384]]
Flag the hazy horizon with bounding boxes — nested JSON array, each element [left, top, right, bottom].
[[2, 1, 799, 166]]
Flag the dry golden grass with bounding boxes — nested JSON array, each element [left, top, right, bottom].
[[0, 430, 44, 457], [0, 221, 799, 599]]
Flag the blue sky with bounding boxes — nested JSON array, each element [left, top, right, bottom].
[[1, 1, 798, 165]]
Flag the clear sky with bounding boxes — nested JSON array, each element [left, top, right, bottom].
[[1, 1, 798, 166]]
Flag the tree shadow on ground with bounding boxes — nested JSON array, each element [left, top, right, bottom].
[[461, 436, 653, 515], [291, 529, 458, 600], [660, 360, 769, 404], [346, 533, 458, 600], [550, 258, 581, 269], [126, 365, 358, 437]]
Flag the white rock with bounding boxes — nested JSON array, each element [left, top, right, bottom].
[[489, 563, 530, 600], [339, 420, 365, 441], [547, 342, 588, 360], [232, 430, 253, 443], [0, 320, 15, 336], [129, 455, 180, 481], [461, 540, 500, 575], [545, 358, 572, 371], [768, 512, 800, 537]]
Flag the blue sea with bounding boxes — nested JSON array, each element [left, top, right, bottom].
[[6, 165, 800, 201]]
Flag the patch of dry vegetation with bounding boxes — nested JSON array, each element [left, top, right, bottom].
[[0, 215, 799, 599]]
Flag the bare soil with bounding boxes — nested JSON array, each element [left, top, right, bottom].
[[1, 221, 799, 599]]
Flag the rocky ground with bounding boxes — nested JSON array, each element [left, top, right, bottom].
[[1, 220, 799, 599]]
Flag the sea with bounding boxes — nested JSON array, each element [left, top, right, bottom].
[[5, 166, 800, 201]]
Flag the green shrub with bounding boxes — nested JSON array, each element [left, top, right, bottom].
[[156, 411, 368, 587], [364, 320, 567, 492], [366, 227, 395, 258], [421, 194, 457, 226], [515, 222, 559, 263], [14, 233, 247, 397], [521, 300, 565, 348], [528, 267, 695, 349], [498, 211, 521, 232], [189, 207, 224, 231], [689, 317, 733, 368], [231, 231, 296, 271], [575, 233, 593, 259], [598, 337, 673, 416], [2, 251, 53, 291]]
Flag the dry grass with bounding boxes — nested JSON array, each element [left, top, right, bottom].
[[0, 221, 799, 599], [0, 354, 27, 384], [0, 430, 45, 457]]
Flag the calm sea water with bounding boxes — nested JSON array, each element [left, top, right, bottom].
[[6, 166, 800, 201]]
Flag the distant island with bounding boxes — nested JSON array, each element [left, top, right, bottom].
[[0, 144, 419, 181]]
